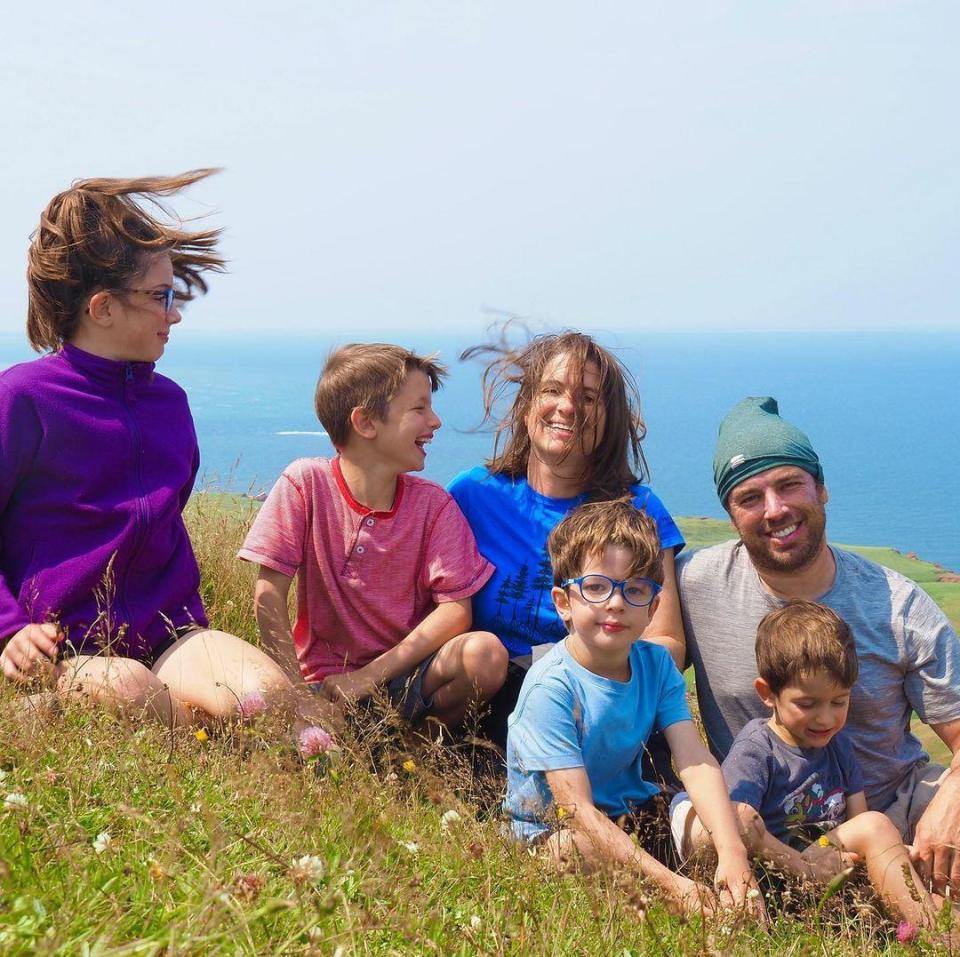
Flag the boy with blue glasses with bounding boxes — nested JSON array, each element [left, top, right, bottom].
[[505, 498, 762, 919]]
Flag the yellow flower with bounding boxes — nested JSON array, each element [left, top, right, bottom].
[[556, 806, 568, 820], [195, 729, 209, 743], [818, 835, 831, 847], [402, 759, 417, 773]]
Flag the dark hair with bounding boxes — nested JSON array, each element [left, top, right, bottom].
[[547, 497, 663, 587], [461, 327, 648, 499], [314, 343, 447, 449], [756, 601, 858, 694], [26, 169, 225, 352]]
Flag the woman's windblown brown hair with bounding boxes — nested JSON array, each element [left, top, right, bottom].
[[461, 326, 649, 499], [26, 169, 226, 352]]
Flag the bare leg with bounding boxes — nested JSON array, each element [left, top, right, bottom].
[[55, 654, 190, 725], [419, 631, 508, 728], [829, 811, 947, 929]]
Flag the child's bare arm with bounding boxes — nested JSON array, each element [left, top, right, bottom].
[[545, 766, 716, 915], [667, 721, 764, 916], [845, 791, 868, 817], [640, 549, 685, 670], [253, 566, 302, 684], [319, 598, 471, 704]]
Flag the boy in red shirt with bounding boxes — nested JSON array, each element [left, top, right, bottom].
[[240, 344, 507, 728]]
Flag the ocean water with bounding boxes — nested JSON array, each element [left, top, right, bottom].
[[2, 330, 958, 571]]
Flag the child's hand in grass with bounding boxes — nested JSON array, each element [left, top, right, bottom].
[[317, 667, 379, 705], [799, 838, 859, 884], [715, 850, 768, 923], [663, 875, 718, 918]]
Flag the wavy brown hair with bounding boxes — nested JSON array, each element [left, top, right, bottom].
[[26, 169, 226, 352], [548, 497, 663, 586], [461, 328, 648, 498]]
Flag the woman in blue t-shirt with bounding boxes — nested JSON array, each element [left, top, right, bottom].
[[448, 330, 685, 747]]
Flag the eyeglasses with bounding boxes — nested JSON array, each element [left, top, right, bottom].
[[561, 574, 662, 608], [121, 286, 177, 315]]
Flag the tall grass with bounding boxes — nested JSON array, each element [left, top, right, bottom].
[[0, 503, 945, 954]]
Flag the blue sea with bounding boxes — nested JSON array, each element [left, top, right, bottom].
[[2, 330, 958, 572]]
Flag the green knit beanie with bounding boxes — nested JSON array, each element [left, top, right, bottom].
[[713, 397, 824, 505]]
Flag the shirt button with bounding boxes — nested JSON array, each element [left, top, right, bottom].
[[356, 545, 366, 554], [365, 518, 376, 527]]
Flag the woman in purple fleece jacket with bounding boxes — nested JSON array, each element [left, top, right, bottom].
[[0, 170, 295, 727]]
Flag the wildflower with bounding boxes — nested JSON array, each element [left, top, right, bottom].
[[237, 690, 268, 720], [896, 921, 918, 944], [92, 831, 113, 855], [234, 872, 265, 902], [746, 888, 761, 900], [470, 915, 482, 930], [194, 728, 209, 743], [289, 854, 325, 885], [3, 793, 27, 810], [190, 802, 202, 814], [817, 835, 831, 848], [556, 806, 568, 820], [298, 726, 333, 758], [400, 840, 419, 855], [402, 759, 417, 773], [440, 809, 462, 832]]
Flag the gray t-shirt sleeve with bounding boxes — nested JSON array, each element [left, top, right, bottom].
[[721, 724, 772, 811], [900, 586, 960, 727]]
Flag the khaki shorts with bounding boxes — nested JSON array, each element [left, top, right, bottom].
[[883, 761, 950, 843]]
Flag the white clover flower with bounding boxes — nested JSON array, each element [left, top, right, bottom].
[[289, 854, 325, 884], [3, 792, 27, 810], [470, 915, 482, 930], [189, 802, 202, 814], [439, 809, 462, 832], [92, 831, 113, 854], [399, 841, 419, 855]]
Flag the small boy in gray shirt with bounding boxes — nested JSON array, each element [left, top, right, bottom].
[[672, 602, 954, 933]]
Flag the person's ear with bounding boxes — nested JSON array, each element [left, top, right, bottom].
[[552, 585, 571, 625], [349, 406, 378, 440], [755, 676, 776, 709], [818, 483, 829, 507], [85, 290, 117, 329]]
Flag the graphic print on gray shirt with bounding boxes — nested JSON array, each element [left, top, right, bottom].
[[677, 540, 960, 811], [722, 718, 864, 847]]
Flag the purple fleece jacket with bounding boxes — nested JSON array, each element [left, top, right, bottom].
[[0, 343, 208, 661]]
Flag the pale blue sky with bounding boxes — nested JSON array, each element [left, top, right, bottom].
[[2, 1, 957, 336]]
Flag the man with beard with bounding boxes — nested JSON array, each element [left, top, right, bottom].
[[678, 396, 960, 892]]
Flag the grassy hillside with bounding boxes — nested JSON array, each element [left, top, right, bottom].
[[1, 502, 958, 954]]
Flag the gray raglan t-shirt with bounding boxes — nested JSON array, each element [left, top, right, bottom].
[[677, 540, 960, 812]]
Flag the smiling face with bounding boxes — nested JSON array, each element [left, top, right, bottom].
[[552, 544, 655, 675], [87, 253, 182, 362], [756, 669, 852, 749], [727, 466, 829, 574], [525, 353, 607, 476], [371, 369, 442, 474]]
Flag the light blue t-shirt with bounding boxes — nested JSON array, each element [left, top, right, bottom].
[[505, 638, 691, 841], [447, 467, 685, 657]]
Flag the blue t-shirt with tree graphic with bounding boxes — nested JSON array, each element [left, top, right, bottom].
[[447, 467, 684, 657]]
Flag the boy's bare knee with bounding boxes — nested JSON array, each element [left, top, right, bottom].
[[461, 632, 508, 698]]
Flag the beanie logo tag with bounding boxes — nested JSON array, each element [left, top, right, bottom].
[[729, 454, 746, 469]]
